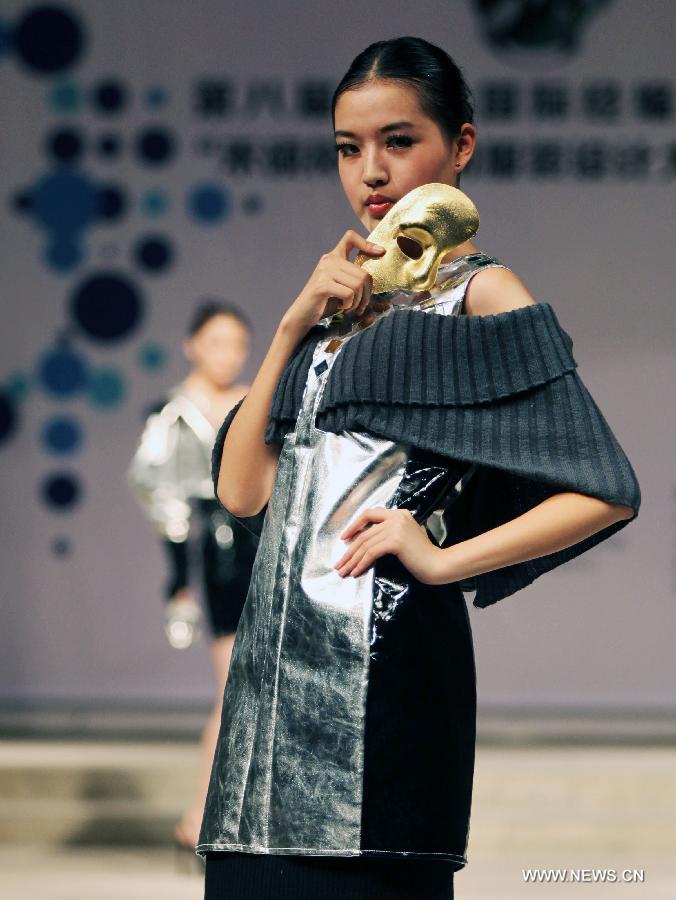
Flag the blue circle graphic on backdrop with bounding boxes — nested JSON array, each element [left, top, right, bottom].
[[133, 234, 174, 273], [96, 133, 122, 159], [14, 6, 85, 74], [135, 127, 176, 166], [144, 86, 167, 109], [13, 167, 132, 272], [92, 78, 127, 113], [0, 19, 14, 60], [51, 537, 72, 557], [20, 169, 100, 271], [138, 342, 168, 371], [71, 272, 144, 342], [87, 368, 125, 408], [188, 183, 231, 224], [98, 184, 127, 220], [41, 415, 83, 455], [33, 169, 97, 230], [140, 189, 169, 217], [242, 193, 264, 214], [47, 127, 83, 163], [49, 240, 80, 269], [48, 80, 81, 112], [0, 391, 17, 445], [37, 346, 88, 397], [6, 373, 31, 402], [41, 471, 82, 510]]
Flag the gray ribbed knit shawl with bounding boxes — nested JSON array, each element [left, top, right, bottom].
[[213, 302, 641, 608]]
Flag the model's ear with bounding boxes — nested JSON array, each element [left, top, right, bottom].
[[453, 123, 477, 175], [182, 337, 193, 362]]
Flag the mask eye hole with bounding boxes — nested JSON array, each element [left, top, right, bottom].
[[396, 235, 423, 260]]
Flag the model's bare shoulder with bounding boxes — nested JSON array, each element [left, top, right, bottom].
[[464, 265, 537, 317]]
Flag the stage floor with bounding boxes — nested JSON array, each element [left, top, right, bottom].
[[1, 738, 675, 898]]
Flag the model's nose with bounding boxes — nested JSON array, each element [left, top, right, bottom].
[[361, 148, 388, 188]]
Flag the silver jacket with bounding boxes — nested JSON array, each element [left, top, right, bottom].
[[198, 253, 506, 869], [127, 387, 216, 542]]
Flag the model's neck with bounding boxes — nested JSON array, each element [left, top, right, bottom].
[[182, 370, 228, 396], [440, 241, 480, 265]]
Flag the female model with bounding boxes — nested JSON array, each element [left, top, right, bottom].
[[197, 37, 641, 899], [127, 300, 263, 851]]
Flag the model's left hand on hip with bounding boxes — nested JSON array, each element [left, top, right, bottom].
[[335, 507, 444, 584]]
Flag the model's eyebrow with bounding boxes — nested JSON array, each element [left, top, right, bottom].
[[334, 121, 416, 139]]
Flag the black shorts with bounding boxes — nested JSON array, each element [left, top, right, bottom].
[[198, 500, 261, 636]]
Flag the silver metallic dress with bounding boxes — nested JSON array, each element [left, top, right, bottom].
[[198, 253, 506, 869]]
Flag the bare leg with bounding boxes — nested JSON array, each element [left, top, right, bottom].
[[175, 631, 236, 847]]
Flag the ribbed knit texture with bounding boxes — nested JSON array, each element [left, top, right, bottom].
[[270, 302, 576, 421], [212, 302, 641, 609]]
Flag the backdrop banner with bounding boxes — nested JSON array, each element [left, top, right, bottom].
[[0, 0, 672, 709]]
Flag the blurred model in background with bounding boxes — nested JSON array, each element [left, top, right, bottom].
[[127, 299, 264, 851]]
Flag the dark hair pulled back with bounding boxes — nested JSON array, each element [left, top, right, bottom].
[[331, 36, 474, 147], [187, 299, 252, 337]]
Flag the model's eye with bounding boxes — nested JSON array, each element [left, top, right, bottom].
[[335, 142, 358, 156], [386, 134, 414, 149]]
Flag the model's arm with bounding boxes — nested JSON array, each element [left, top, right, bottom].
[[336, 265, 636, 583], [428, 491, 633, 586], [336, 489, 633, 584], [217, 230, 386, 517], [217, 320, 305, 516], [443, 268, 633, 581]]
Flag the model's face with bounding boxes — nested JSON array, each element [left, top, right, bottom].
[[185, 314, 250, 387], [334, 79, 475, 233]]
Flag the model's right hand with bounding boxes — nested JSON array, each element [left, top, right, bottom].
[[281, 230, 386, 335]]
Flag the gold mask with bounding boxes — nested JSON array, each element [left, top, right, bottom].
[[354, 182, 480, 294]]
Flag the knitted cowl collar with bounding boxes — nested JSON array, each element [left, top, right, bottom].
[[265, 302, 577, 440], [214, 302, 641, 608]]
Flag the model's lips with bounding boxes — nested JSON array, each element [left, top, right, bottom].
[[365, 195, 396, 216]]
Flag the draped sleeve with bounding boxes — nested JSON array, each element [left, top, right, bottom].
[[430, 371, 641, 607]]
